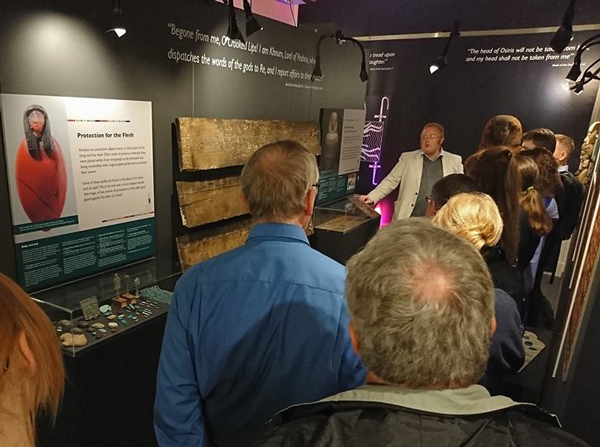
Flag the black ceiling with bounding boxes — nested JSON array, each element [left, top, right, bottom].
[[299, 0, 600, 36]]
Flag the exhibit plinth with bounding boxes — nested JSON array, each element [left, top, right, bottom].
[[312, 196, 380, 265], [35, 258, 181, 447]]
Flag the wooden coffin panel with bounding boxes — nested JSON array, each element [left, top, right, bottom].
[[176, 220, 251, 271], [177, 177, 249, 228], [177, 118, 321, 171]]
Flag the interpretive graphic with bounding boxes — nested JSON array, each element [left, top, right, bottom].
[[317, 108, 366, 204], [360, 97, 389, 186], [1, 93, 155, 291], [320, 108, 366, 177], [321, 111, 341, 173], [15, 105, 68, 225]]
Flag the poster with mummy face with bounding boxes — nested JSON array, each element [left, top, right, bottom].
[[1, 93, 156, 291]]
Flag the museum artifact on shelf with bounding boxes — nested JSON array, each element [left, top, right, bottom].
[[177, 218, 252, 271], [33, 258, 181, 356], [176, 117, 320, 171], [177, 176, 249, 228], [174, 116, 321, 269]]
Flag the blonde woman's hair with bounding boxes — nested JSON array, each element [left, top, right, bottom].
[[432, 192, 503, 250], [0, 274, 65, 444], [514, 155, 552, 236]]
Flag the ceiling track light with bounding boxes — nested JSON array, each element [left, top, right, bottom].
[[565, 32, 600, 82], [430, 20, 460, 75], [551, 0, 576, 53], [226, 0, 245, 44], [243, 0, 263, 38], [570, 56, 600, 95], [311, 30, 369, 83], [106, 0, 127, 37]]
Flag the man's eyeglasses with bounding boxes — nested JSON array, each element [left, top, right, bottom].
[[312, 182, 320, 193], [421, 134, 442, 141]]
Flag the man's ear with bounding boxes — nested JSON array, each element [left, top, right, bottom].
[[559, 150, 568, 164], [240, 192, 250, 213], [305, 186, 317, 218], [490, 316, 497, 338], [425, 200, 437, 218], [17, 331, 37, 375], [349, 322, 359, 355]]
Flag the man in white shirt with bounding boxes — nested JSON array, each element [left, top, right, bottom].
[[360, 123, 463, 220]]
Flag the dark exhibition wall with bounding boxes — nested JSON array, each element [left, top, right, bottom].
[[0, 0, 367, 281]]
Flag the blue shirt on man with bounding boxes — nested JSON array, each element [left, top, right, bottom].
[[154, 223, 366, 447]]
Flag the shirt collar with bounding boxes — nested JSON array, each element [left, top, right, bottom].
[[558, 165, 569, 173], [247, 223, 310, 246], [418, 148, 444, 161], [317, 384, 521, 416]]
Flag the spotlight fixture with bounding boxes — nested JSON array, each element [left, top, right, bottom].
[[550, 0, 576, 53], [565, 53, 582, 81], [429, 20, 460, 75], [311, 30, 369, 83], [226, 0, 245, 43], [106, 0, 126, 37], [243, 0, 263, 37], [429, 56, 446, 74], [569, 56, 600, 95], [572, 81, 584, 95], [565, 34, 600, 82], [312, 48, 323, 78]]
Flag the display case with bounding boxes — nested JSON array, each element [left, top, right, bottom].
[[32, 258, 181, 357], [312, 195, 380, 264]]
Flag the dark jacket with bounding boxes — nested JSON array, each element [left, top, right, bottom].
[[555, 170, 584, 241], [537, 170, 585, 280], [479, 289, 525, 395], [484, 247, 528, 319], [256, 385, 590, 447], [488, 289, 525, 373], [518, 209, 541, 273]]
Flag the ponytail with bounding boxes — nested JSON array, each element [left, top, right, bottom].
[[519, 186, 552, 236]]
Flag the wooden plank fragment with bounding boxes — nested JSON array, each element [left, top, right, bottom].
[[176, 220, 251, 271], [176, 217, 314, 271], [177, 177, 249, 228], [177, 118, 321, 171]]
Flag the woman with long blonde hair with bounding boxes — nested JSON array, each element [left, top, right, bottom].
[[0, 274, 64, 447]]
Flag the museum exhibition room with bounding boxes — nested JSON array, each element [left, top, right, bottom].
[[1, 0, 600, 446]]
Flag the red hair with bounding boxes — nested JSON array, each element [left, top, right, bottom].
[[0, 274, 64, 443]]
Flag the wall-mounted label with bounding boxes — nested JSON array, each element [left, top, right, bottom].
[[1, 94, 155, 290]]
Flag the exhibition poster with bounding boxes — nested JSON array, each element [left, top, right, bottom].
[[0, 94, 155, 290], [318, 108, 365, 204]]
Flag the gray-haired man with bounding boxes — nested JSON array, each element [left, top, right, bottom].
[[256, 219, 590, 447]]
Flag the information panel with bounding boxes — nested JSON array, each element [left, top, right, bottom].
[[318, 108, 365, 204], [1, 94, 155, 290]]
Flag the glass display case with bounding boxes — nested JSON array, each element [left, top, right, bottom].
[[314, 195, 380, 233], [312, 195, 380, 264], [32, 258, 181, 356]]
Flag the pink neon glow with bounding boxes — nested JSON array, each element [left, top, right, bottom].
[[378, 202, 393, 227], [217, 0, 299, 27]]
